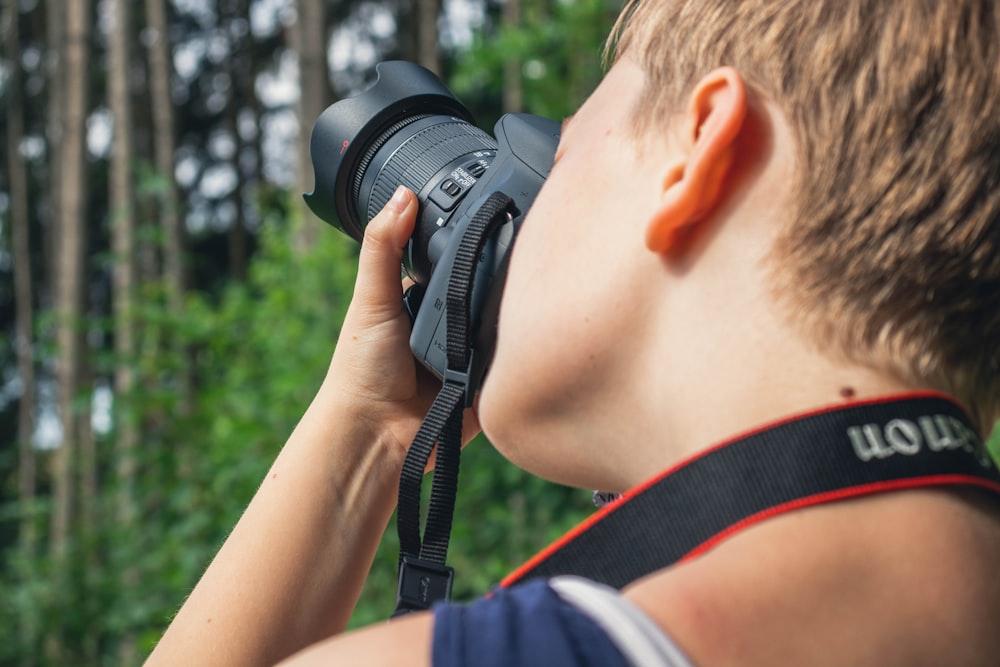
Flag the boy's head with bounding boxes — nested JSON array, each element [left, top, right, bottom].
[[611, 0, 1000, 434]]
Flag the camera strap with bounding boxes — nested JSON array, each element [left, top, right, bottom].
[[500, 393, 1000, 591], [393, 191, 518, 617]]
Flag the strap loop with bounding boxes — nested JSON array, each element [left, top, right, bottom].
[[393, 192, 518, 616]]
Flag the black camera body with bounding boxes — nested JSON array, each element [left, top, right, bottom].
[[305, 61, 559, 395]]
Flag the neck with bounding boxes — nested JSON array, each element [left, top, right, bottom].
[[624, 221, 925, 490], [628, 326, 919, 491]]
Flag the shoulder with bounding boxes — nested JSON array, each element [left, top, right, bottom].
[[434, 577, 695, 667], [280, 577, 695, 667]]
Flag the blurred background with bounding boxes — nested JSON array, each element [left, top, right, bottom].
[[4, 1, 999, 665], [0, 0, 621, 663]]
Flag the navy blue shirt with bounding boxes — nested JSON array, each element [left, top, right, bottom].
[[432, 579, 631, 667]]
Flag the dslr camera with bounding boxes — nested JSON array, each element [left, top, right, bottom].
[[305, 61, 560, 398]]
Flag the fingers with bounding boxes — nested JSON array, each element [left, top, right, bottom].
[[354, 187, 417, 316]]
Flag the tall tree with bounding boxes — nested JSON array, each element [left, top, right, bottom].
[[49, 0, 91, 657], [4, 0, 39, 659], [144, 0, 185, 324], [395, 0, 440, 74], [5, 0, 36, 560], [416, 0, 441, 74], [294, 0, 328, 251], [502, 0, 522, 112], [50, 0, 90, 557], [224, 0, 251, 281], [108, 0, 139, 660], [44, 0, 64, 298], [144, 0, 191, 434]]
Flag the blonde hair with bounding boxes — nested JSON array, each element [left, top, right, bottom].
[[610, 0, 1000, 434]]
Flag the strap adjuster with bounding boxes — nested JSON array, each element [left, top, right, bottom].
[[443, 350, 476, 408]]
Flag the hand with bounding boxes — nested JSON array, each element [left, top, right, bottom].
[[324, 186, 481, 460]]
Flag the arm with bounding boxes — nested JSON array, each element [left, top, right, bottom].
[[147, 187, 476, 666]]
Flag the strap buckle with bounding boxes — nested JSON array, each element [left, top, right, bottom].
[[392, 556, 455, 617]]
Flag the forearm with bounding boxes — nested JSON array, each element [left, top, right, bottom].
[[147, 187, 438, 666], [147, 379, 405, 667]]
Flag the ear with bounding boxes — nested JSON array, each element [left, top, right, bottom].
[[646, 67, 748, 255]]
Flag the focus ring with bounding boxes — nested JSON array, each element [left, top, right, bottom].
[[366, 122, 497, 221], [352, 114, 433, 224]]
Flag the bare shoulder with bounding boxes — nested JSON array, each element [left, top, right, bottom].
[[622, 489, 1000, 667], [277, 611, 434, 667]]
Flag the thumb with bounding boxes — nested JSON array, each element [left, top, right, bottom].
[[354, 186, 418, 316]]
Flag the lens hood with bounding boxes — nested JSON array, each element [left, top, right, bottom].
[[304, 61, 474, 239]]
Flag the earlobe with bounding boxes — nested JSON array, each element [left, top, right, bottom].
[[646, 163, 700, 253], [646, 68, 748, 255]]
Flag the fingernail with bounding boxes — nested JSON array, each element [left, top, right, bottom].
[[388, 186, 409, 213]]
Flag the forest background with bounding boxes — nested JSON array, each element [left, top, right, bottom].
[[1, 1, 998, 666], [0, 0, 620, 664]]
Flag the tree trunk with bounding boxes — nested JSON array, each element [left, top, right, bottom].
[[5, 0, 37, 563], [49, 0, 90, 658], [144, 0, 185, 325], [225, 0, 250, 282], [144, 0, 191, 430], [44, 0, 64, 299], [51, 0, 89, 560], [76, 351, 98, 663], [396, 0, 416, 65], [108, 0, 139, 660], [5, 0, 39, 660], [109, 0, 138, 505], [502, 0, 522, 113], [293, 0, 327, 251], [416, 0, 441, 75], [43, 8, 65, 660]]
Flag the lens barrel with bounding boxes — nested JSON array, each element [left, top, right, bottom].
[[305, 61, 490, 245], [357, 116, 497, 224]]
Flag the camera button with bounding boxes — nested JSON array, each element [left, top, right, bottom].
[[430, 179, 465, 211]]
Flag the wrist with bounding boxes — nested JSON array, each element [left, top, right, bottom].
[[311, 379, 410, 477]]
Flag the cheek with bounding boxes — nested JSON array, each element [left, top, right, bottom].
[[485, 157, 638, 390], [478, 235, 625, 457], [478, 146, 653, 467]]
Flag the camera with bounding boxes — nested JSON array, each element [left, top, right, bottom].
[[305, 61, 560, 396]]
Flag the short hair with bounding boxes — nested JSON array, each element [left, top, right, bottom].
[[610, 0, 1000, 435]]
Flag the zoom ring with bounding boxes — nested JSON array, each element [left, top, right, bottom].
[[366, 122, 497, 221]]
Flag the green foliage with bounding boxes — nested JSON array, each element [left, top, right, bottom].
[[0, 189, 596, 663], [124, 199, 364, 651], [0, 2, 623, 661], [451, 0, 622, 124], [0, 195, 356, 664]]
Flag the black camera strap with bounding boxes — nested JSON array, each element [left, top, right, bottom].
[[393, 192, 518, 617], [500, 394, 1000, 591]]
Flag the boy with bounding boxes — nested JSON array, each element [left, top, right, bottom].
[[149, 1, 1000, 665]]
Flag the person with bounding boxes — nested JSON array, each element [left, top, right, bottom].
[[147, 1, 1000, 665]]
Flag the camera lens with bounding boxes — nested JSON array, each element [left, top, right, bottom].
[[305, 61, 496, 269], [352, 115, 498, 282], [353, 115, 497, 224]]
